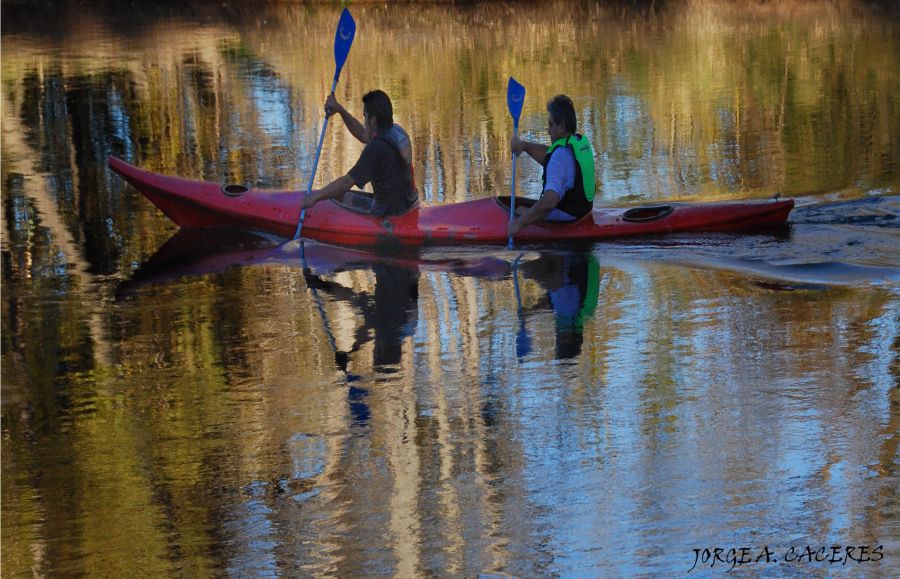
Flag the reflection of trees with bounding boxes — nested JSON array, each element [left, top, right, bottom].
[[4, 1, 897, 216]]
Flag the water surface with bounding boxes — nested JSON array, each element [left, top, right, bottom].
[[2, 1, 899, 575]]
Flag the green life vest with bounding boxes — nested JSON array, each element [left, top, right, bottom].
[[542, 134, 596, 218], [554, 253, 600, 331]]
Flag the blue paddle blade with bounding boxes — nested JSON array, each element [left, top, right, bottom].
[[507, 76, 526, 124], [516, 321, 532, 359], [334, 8, 356, 80]]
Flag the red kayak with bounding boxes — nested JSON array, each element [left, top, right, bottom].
[[108, 156, 794, 246]]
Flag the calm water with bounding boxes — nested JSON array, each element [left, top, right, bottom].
[[3, 0, 899, 576]]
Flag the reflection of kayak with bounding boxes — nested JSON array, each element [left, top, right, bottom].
[[109, 156, 794, 246], [117, 229, 513, 295]]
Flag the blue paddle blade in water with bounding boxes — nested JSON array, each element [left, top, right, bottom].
[[507, 76, 526, 125], [334, 8, 356, 79], [516, 321, 532, 359], [512, 257, 531, 358]]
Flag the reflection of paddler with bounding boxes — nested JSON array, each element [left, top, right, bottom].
[[303, 261, 419, 372], [523, 252, 599, 360], [302, 259, 418, 428], [369, 263, 420, 368]]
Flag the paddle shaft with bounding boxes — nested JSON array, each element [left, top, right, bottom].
[[512, 253, 523, 309], [507, 121, 520, 249], [294, 78, 340, 240], [299, 240, 339, 354], [295, 8, 355, 239], [512, 253, 531, 358]]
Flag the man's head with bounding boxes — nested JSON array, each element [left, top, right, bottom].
[[546, 94, 576, 141], [362, 90, 394, 131]]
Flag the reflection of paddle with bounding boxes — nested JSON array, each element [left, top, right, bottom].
[[299, 240, 361, 381], [506, 77, 526, 249], [512, 254, 532, 359], [294, 8, 356, 239]]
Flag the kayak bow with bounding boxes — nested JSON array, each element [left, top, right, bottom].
[[108, 156, 793, 246]]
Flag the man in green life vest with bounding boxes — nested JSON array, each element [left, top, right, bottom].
[[508, 94, 596, 237]]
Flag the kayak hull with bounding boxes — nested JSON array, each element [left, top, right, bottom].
[[108, 156, 794, 246]]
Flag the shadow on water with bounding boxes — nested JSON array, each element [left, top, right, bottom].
[[115, 213, 897, 450], [117, 229, 515, 297], [120, 228, 614, 366], [119, 230, 517, 430]]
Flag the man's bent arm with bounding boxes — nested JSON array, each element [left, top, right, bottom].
[[337, 108, 369, 144], [511, 135, 548, 164], [507, 190, 560, 237], [326, 94, 369, 144], [302, 174, 355, 209]]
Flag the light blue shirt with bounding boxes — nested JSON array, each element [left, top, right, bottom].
[[543, 146, 577, 221]]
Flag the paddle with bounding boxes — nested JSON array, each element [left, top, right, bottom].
[[299, 239, 362, 381], [512, 254, 532, 359], [506, 77, 526, 249], [294, 8, 357, 240]]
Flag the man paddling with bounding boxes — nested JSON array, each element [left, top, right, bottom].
[[507, 94, 596, 237], [301, 90, 418, 216]]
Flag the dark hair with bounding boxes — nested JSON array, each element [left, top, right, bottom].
[[547, 94, 577, 134], [362, 90, 394, 130]]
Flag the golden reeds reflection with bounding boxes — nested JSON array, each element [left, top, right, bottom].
[[4, 0, 895, 209]]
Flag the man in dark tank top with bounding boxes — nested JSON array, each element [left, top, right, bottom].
[[301, 90, 418, 217]]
